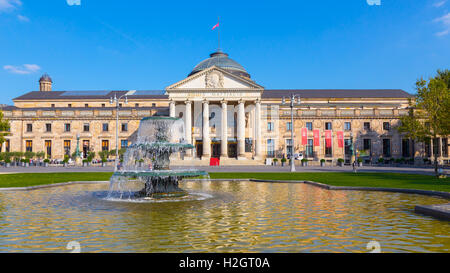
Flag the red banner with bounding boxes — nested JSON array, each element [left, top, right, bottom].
[[337, 131, 344, 148], [301, 128, 308, 145], [325, 130, 332, 148], [313, 130, 320, 147]]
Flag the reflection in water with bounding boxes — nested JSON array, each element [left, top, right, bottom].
[[0, 181, 449, 253]]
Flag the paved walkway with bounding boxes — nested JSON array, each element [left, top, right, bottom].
[[0, 165, 445, 176]]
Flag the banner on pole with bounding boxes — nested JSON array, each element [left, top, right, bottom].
[[313, 130, 320, 147], [337, 131, 344, 148], [301, 128, 308, 145], [325, 130, 332, 148]]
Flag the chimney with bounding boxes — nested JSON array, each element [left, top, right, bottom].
[[39, 74, 52, 91]]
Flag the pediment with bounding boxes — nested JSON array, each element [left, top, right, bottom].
[[166, 66, 264, 91]]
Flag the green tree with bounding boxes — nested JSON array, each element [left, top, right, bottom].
[[0, 110, 10, 149], [398, 69, 450, 177]]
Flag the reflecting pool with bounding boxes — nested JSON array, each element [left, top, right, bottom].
[[0, 181, 448, 253]]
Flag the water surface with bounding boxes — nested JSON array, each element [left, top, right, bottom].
[[0, 181, 448, 253]]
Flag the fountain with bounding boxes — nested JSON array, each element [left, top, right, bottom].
[[107, 116, 207, 200]]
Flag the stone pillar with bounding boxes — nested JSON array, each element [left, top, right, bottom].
[[169, 100, 176, 118], [237, 100, 246, 159], [221, 101, 228, 159], [202, 100, 211, 158], [255, 100, 262, 159], [185, 101, 192, 158]]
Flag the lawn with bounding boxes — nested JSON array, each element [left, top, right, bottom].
[[0, 172, 449, 193], [0, 172, 113, 188], [209, 172, 450, 192]]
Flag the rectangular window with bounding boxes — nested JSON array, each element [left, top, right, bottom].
[[64, 123, 71, 132], [83, 123, 90, 132], [306, 139, 314, 158], [363, 139, 372, 155], [245, 138, 253, 153], [102, 140, 109, 151], [68, 104, 72, 108], [286, 122, 292, 131], [402, 139, 410, 158], [442, 138, 449, 157], [121, 140, 128, 149], [64, 140, 71, 156], [102, 123, 109, 132], [102, 104, 106, 108], [25, 140, 32, 152], [267, 139, 275, 157], [121, 123, 128, 132], [267, 105, 272, 120], [267, 122, 274, 132], [306, 122, 313, 131], [45, 140, 52, 157], [344, 122, 351, 131], [85, 104, 89, 108], [325, 122, 332, 130], [45, 123, 52, 132], [26, 123, 32, 132], [286, 139, 293, 156], [344, 139, 353, 156], [152, 103, 156, 107], [433, 138, 441, 157], [5, 140, 9, 152], [425, 138, 431, 157], [325, 140, 332, 157], [383, 122, 390, 131], [364, 122, 371, 131], [383, 139, 391, 157], [135, 103, 139, 107], [51, 104, 55, 108]]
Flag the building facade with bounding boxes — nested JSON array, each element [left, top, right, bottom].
[[2, 51, 449, 165]]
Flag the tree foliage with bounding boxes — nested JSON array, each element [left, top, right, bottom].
[[398, 69, 450, 176], [0, 110, 10, 146]]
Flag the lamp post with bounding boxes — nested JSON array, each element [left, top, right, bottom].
[[110, 90, 136, 172], [282, 94, 301, 172], [75, 133, 82, 166], [350, 132, 357, 172]]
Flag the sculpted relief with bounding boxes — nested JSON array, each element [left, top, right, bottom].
[[205, 71, 224, 88]]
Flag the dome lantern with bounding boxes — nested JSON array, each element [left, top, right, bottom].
[[39, 74, 53, 92], [188, 50, 250, 79]]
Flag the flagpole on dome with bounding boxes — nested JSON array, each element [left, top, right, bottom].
[[212, 17, 221, 51], [218, 16, 220, 51]]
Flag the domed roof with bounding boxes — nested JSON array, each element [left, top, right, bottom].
[[39, 74, 52, 83], [188, 50, 250, 78]]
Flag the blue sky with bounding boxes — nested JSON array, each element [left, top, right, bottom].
[[0, 0, 449, 104]]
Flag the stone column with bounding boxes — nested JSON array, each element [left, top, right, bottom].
[[255, 100, 262, 159], [169, 100, 176, 118], [220, 101, 228, 159], [202, 100, 211, 158], [237, 100, 246, 159], [185, 101, 192, 158]]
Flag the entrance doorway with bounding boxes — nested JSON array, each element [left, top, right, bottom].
[[83, 140, 90, 158], [228, 143, 237, 158], [195, 141, 203, 159], [212, 143, 221, 158]]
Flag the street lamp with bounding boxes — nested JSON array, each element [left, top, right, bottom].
[[350, 132, 357, 172], [110, 90, 136, 172], [282, 94, 301, 172]]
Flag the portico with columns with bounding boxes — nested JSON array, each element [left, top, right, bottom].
[[166, 65, 264, 161]]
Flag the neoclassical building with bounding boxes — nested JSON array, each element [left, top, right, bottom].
[[2, 50, 449, 165]]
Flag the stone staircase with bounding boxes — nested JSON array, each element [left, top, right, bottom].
[[171, 158, 265, 166]]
